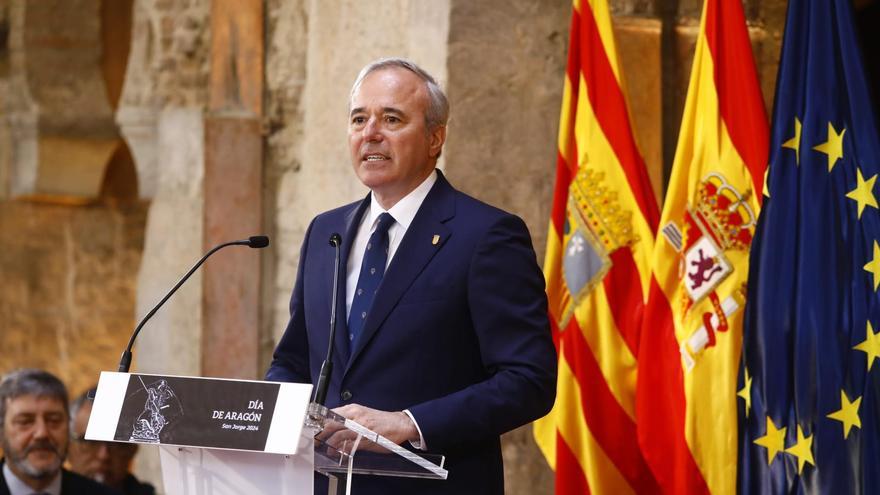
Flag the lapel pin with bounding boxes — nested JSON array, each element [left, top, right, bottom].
[[432, 234, 440, 245]]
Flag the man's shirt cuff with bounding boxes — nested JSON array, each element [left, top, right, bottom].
[[402, 409, 427, 450]]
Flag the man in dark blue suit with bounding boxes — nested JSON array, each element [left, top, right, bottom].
[[266, 58, 557, 494]]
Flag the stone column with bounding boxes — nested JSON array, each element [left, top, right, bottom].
[[201, 0, 264, 379], [116, 0, 159, 200], [134, 108, 205, 378], [122, 0, 211, 486]]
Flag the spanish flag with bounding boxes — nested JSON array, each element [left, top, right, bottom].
[[636, 0, 768, 493], [533, 0, 660, 492]]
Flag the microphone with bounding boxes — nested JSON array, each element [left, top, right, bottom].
[[248, 235, 270, 248], [117, 235, 270, 372], [312, 233, 342, 406]]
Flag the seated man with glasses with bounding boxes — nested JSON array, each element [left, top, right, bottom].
[[67, 388, 155, 495]]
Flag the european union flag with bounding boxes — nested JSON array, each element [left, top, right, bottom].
[[738, 0, 880, 492]]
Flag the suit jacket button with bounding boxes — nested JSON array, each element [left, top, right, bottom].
[[340, 390, 352, 401]]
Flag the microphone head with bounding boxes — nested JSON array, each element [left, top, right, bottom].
[[248, 236, 270, 248], [329, 233, 342, 247]]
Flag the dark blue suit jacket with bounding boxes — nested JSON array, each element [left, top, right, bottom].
[[0, 460, 122, 495], [266, 172, 557, 494]]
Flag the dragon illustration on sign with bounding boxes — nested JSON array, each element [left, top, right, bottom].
[[129, 377, 183, 443]]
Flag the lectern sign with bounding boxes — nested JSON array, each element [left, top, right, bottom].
[[112, 374, 279, 451], [87, 371, 312, 455]]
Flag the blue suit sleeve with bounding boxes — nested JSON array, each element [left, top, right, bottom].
[[407, 214, 557, 450], [265, 219, 314, 383]]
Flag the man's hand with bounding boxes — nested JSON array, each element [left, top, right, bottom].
[[317, 403, 419, 454]]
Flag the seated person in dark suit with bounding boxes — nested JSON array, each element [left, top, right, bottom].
[[0, 369, 120, 495], [67, 388, 155, 495]]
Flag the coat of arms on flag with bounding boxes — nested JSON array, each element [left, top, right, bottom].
[[661, 172, 755, 370], [557, 161, 638, 329]]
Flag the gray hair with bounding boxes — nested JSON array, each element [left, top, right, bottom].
[[69, 386, 97, 433], [350, 57, 450, 130], [0, 369, 69, 433]]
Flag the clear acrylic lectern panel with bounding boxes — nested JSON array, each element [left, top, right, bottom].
[[306, 402, 447, 493]]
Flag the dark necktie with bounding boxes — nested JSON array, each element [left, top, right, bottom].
[[348, 212, 395, 346]]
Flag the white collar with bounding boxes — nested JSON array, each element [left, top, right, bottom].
[[367, 170, 437, 229], [2, 462, 61, 495]]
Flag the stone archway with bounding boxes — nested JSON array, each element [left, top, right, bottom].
[[0, 0, 150, 395], [0, 0, 137, 203]]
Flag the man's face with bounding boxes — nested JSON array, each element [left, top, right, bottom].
[[0, 395, 68, 482], [349, 67, 446, 208], [67, 401, 137, 488]]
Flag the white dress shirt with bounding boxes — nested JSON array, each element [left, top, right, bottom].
[[344, 169, 437, 450], [345, 170, 438, 317], [3, 462, 61, 495]]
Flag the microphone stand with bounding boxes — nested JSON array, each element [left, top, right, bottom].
[[118, 236, 269, 373], [309, 233, 343, 426]]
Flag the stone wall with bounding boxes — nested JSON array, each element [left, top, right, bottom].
[[0, 199, 147, 397]]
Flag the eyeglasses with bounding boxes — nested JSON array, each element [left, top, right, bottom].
[[70, 434, 137, 455]]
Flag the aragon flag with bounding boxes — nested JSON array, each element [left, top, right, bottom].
[[532, 0, 661, 492], [738, 0, 880, 492], [636, 0, 768, 493]]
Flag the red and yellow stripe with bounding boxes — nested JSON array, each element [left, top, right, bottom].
[[636, 0, 768, 493], [534, 0, 660, 492]]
